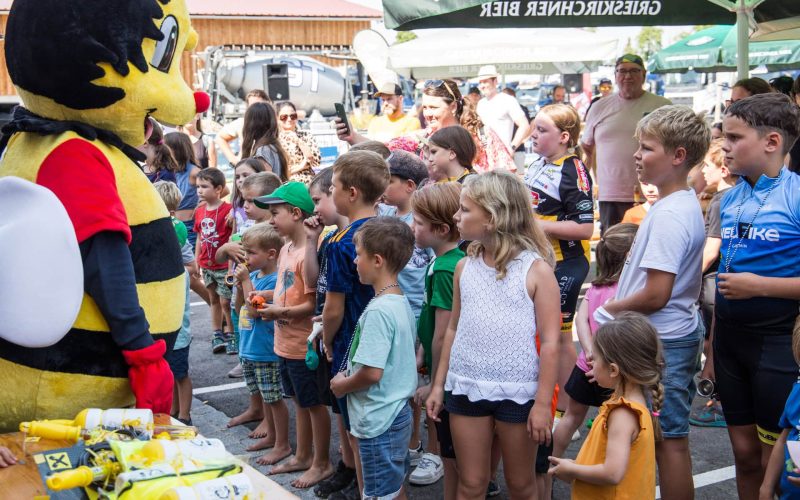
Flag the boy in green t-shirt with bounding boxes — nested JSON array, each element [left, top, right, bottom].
[[410, 183, 465, 498]]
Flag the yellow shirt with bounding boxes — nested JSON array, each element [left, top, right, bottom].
[[367, 113, 421, 143], [572, 397, 656, 500]]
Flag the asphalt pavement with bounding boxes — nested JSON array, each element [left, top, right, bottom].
[[185, 282, 739, 499]]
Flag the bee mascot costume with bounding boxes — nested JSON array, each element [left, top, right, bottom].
[[0, 0, 207, 431]]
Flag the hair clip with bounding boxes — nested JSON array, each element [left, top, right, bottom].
[[651, 411, 660, 417], [157, 139, 164, 145]]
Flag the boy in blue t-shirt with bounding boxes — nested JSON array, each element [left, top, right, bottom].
[[322, 150, 390, 498], [713, 93, 800, 498], [304, 168, 357, 497], [330, 217, 418, 500], [227, 223, 291, 464]]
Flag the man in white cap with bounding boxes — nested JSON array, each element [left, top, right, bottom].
[[366, 82, 420, 143], [476, 65, 530, 159]]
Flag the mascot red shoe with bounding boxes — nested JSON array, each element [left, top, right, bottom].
[[0, 0, 204, 431]]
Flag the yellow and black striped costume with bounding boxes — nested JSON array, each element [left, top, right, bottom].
[[0, 132, 184, 431]]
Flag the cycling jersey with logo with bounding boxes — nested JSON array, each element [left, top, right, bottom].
[[716, 168, 800, 334], [524, 154, 594, 261]]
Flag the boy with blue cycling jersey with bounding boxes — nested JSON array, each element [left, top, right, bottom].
[[702, 92, 800, 499]]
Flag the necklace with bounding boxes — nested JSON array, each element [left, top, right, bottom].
[[722, 173, 781, 273], [337, 282, 400, 373]]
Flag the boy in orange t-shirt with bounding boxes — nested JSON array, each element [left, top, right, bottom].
[[621, 182, 659, 226], [253, 182, 333, 488]]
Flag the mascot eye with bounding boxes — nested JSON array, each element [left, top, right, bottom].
[[150, 15, 179, 73]]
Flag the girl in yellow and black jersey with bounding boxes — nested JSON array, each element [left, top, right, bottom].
[[524, 103, 595, 423]]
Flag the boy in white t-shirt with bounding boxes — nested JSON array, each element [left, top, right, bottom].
[[596, 105, 710, 500]]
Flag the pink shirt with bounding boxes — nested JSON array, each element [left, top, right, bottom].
[[576, 283, 618, 372], [582, 92, 671, 202]]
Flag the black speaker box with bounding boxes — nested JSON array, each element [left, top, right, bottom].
[[264, 63, 290, 101]]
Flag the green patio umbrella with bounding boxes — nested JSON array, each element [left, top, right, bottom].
[[382, 0, 800, 79], [648, 24, 800, 73]]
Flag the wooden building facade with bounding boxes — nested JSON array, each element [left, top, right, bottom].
[[0, 0, 381, 99]]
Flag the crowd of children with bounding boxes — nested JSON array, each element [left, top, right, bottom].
[[3, 90, 799, 500]]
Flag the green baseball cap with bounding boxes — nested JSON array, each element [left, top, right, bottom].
[[615, 53, 645, 68], [254, 181, 315, 214]]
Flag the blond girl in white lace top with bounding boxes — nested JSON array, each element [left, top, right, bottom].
[[426, 170, 561, 499]]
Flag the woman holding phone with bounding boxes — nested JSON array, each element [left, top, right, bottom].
[[335, 79, 515, 173]]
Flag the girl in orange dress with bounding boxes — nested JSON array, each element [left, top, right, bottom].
[[548, 312, 662, 500]]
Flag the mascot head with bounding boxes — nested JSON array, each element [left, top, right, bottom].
[[5, 0, 200, 146]]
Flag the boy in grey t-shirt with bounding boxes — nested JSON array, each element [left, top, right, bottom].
[[330, 217, 417, 499], [594, 105, 710, 500]]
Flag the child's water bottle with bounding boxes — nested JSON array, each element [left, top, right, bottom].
[[159, 473, 253, 500]]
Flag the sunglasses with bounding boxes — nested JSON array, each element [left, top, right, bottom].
[[279, 113, 298, 121], [425, 79, 458, 102]]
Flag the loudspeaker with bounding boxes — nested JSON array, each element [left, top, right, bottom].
[[563, 74, 583, 93], [263, 63, 290, 101]]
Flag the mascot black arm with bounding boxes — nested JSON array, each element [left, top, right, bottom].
[[80, 230, 153, 351]]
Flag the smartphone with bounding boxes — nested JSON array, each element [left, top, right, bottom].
[[334, 102, 350, 136]]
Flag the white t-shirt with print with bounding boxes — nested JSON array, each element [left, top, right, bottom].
[[615, 189, 705, 339]]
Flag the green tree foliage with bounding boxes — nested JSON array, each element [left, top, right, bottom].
[[637, 26, 663, 59], [394, 32, 418, 44]]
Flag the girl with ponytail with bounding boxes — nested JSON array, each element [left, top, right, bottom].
[[141, 118, 178, 183], [549, 312, 662, 499]]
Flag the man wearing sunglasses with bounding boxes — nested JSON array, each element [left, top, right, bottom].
[[366, 82, 420, 143], [581, 54, 671, 235]]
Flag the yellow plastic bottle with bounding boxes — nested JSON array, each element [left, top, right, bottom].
[[20, 408, 154, 440]]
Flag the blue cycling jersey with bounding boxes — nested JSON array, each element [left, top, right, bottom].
[[716, 168, 800, 333]]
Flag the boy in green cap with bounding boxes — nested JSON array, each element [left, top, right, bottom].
[[252, 182, 334, 487]]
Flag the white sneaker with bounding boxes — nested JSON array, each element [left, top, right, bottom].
[[408, 442, 424, 467], [552, 416, 581, 441], [409, 453, 444, 485], [227, 363, 243, 378]]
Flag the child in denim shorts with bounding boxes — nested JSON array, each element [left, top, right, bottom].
[[330, 218, 418, 499], [595, 105, 710, 499]]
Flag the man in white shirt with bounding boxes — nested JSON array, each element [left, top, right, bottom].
[[476, 65, 530, 154], [214, 89, 271, 164]]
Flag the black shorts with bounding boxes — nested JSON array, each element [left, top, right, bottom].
[[445, 394, 534, 424], [713, 321, 796, 435], [598, 201, 634, 236], [279, 357, 325, 409], [164, 345, 190, 380], [535, 440, 553, 474], [434, 407, 456, 459], [555, 257, 590, 334], [564, 365, 613, 408]]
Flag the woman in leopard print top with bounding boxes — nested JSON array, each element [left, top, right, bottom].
[[277, 101, 320, 185]]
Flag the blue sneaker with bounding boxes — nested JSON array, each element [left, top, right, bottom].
[[689, 401, 727, 428], [211, 331, 227, 354]]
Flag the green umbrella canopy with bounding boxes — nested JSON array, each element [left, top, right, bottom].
[[648, 24, 800, 73]]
